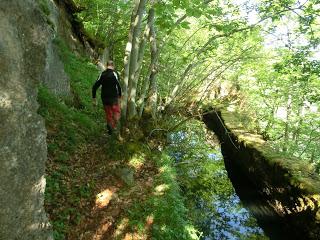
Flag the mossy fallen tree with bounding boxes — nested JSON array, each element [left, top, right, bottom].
[[203, 107, 320, 240]]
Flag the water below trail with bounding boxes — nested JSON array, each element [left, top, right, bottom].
[[167, 120, 269, 240]]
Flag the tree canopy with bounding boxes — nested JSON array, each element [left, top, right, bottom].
[[72, 0, 320, 171]]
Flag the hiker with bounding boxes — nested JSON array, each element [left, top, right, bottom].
[[92, 60, 122, 135]]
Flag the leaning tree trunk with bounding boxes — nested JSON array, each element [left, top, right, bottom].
[[127, 0, 147, 119], [121, 0, 141, 122]]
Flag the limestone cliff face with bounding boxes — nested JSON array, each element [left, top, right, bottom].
[[43, 0, 74, 96], [0, 1, 53, 239], [0, 0, 95, 238], [43, 0, 97, 96]]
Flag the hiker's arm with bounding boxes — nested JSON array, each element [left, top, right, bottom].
[[92, 74, 102, 99]]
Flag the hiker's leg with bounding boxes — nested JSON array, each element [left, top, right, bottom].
[[113, 103, 121, 125], [110, 103, 120, 131], [103, 105, 108, 123], [104, 105, 114, 133], [111, 103, 122, 140]]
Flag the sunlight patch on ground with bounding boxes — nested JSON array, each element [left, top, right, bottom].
[[113, 216, 154, 240], [92, 221, 113, 240], [113, 218, 129, 239], [145, 215, 154, 231], [154, 184, 170, 196], [158, 165, 169, 173], [123, 232, 146, 240], [146, 215, 154, 226], [128, 153, 146, 170], [128, 215, 154, 239], [95, 188, 115, 209]]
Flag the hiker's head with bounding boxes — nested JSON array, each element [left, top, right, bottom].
[[106, 60, 114, 70]]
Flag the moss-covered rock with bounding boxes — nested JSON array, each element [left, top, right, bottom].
[[203, 107, 320, 240]]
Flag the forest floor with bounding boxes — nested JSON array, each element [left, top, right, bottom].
[[46, 133, 158, 240]]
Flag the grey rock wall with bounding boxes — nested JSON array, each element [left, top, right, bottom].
[[42, 0, 97, 96], [0, 1, 53, 239], [43, 0, 71, 96], [44, 35, 71, 96]]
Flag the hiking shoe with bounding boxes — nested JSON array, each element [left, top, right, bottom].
[[107, 125, 113, 135]]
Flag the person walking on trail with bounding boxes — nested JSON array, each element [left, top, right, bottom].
[[92, 60, 122, 135]]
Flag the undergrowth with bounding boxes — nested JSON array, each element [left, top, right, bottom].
[[123, 149, 200, 240]]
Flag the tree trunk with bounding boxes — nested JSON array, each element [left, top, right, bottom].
[[121, 0, 140, 122], [136, 9, 155, 117], [130, 7, 154, 118], [144, 8, 158, 119], [283, 95, 292, 152], [127, 0, 147, 119], [98, 47, 110, 70]]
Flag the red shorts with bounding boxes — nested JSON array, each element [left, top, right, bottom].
[[104, 103, 120, 129]]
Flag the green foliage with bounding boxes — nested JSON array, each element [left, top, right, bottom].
[[237, 47, 320, 170], [125, 151, 201, 240], [52, 37, 101, 114], [38, 86, 100, 151], [37, 0, 50, 16], [149, 153, 200, 239], [73, 0, 131, 63]]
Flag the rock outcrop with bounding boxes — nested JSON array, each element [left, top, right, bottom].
[[42, 0, 98, 96], [203, 107, 320, 240], [0, 1, 53, 239], [0, 0, 97, 238]]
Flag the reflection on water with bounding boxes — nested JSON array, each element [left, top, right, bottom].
[[167, 120, 268, 240], [207, 195, 266, 239]]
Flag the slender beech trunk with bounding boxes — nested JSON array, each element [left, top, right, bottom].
[[127, 0, 147, 119], [134, 9, 154, 91], [122, 0, 140, 122], [264, 104, 278, 139], [144, 8, 158, 118], [283, 95, 292, 152], [129, 7, 154, 118], [136, 9, 155, 117], [137, 73, 151, 117], [293, 103, 304, 144]]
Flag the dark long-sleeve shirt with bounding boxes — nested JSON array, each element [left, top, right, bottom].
[[92, 68, 122, 105]]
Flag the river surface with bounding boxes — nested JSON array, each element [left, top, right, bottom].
[[167, 120, 269, 240]]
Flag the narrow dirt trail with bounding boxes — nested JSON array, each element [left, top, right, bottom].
[[64, 137, 158, 240]]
